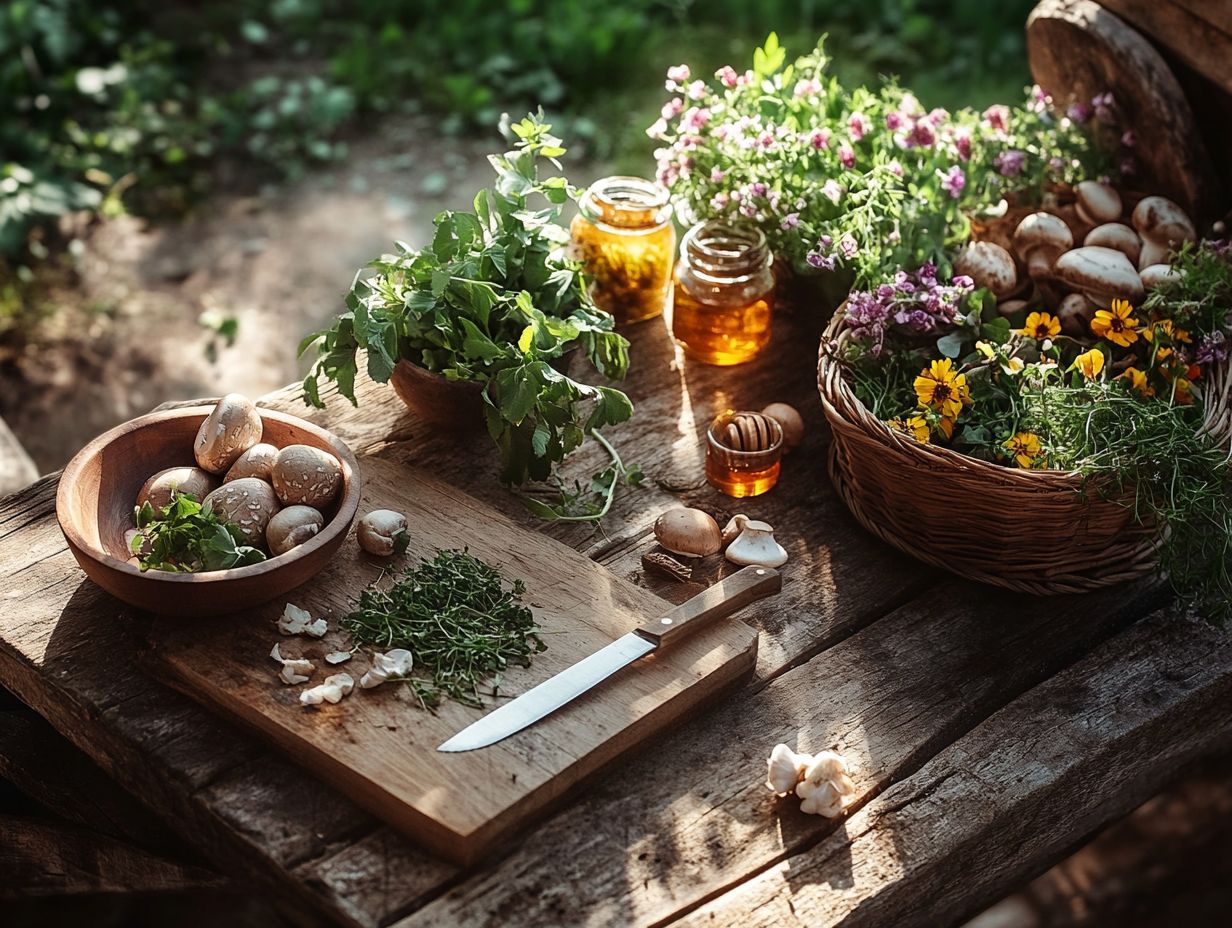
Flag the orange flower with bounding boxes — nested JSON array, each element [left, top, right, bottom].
[[1074, 348, 1105, 380], [1090, 299, 1140, 348], [1118, 366, 1154, 398]]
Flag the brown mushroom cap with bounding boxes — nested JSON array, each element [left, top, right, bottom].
[[1013, 212, 1073, 279], [225, 442, 279, 483], [653, 508, 722, 558], [266, 505, 325, 556], [1083, 223, 1141, 266], [194, 393, 263, 474], [996, 298, 1029, 320], [136, 466, 219, 512], [1056, 293, 1097, 336], [760, 403, 804, 453], [204, 477, 280, 547], [1053, 246, 1145, 306], [1131, 196, 1196, 248], [270, 444, 343, 508], [953, 241, 1018, 298], [1074, 181, 1122, 225]]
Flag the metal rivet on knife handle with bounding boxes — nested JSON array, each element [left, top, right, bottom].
[[634, 564, 782, 647]]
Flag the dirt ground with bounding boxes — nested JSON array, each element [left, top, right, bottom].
[[0, 118, 505, 472]]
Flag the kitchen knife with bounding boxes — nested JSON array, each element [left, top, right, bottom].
[[437, 564, 781, 752]]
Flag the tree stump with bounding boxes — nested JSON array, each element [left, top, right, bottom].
[[1027, 0, 1222, 224]]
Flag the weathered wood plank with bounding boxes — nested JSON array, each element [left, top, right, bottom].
[[0, 814, 224, 897], [391, 579, 1163, 928], [0, 708, 181, 851], [1099, 0, 1232, 96], [675, 607, 1232, 928]]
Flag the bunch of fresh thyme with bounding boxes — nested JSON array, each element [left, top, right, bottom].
[[341, 549, 545, 708]]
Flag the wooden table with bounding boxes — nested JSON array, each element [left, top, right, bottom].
[[3, 308, 1232, 927]]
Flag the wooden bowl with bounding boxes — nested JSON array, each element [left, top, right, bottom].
[[390, 359, 486, 431], [56, 405, 361, 617]]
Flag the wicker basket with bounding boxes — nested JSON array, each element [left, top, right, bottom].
[[817, 309, 1232, 595]]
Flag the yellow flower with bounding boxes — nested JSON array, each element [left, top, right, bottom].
[[1005, 357, 1025, 374], [1075, 348, 1105, 380], [887, 415, 930, 443], [1090, 298, 1140, 347], [1171, 377, 1194, 406], [936, 416, 955, 440], [1018, 311, 1061, 341], [1118, 366, 1154, 398], [1003, 431, 1044, 469], [913, 358, 971, 420], [1144, 319, 1191, 344]]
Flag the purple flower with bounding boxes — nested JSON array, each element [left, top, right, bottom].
[[1197, 331, 1229, 366], [951, 274, 974, 289], [1121, 130, 1136, 148], [848, 112, 870, 141], [1067, 101, 1092, 123], [709, 191, 730, 211], [809, 127, 831, 150], [994, 149, 1026, 177], [839, 234, 858, 258], [682, 106, 710, 130], [821, 179, 843, 204], [710, 166, 726, 183], [838, 143, 855, 168], [910, 120, 936, 148], [884, 111, 904, 131], [781, 212, 799, 230], [749, 181, 768, 197], [982, 104, 1010, 132], [715, 65, 739, 88], [940, 165, 966, 199], [953, 131, 971, 162]]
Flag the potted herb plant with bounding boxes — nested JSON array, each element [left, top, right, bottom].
[[301, 113, 635, 498]]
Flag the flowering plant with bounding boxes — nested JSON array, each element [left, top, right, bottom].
[[833, 240, 1232, 619], [649, 34, 1108, 284]]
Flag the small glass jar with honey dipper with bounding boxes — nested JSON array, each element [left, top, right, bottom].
[[569, 176, 675, 326], [705, 409, 783, 498], [671, 221, 775, 366]]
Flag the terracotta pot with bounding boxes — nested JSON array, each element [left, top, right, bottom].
[[390, 359, 486, 431]]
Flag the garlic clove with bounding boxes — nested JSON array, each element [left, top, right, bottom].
[[724, 520, 788, 568], [795, 750, 854, 817], [766, 743, 813, 796], [325, 651, 353, 665], [359, 648, 414, 689], [299, 672, 354, 706]]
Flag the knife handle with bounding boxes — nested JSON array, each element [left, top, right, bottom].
[[635, 565, 782, 648]]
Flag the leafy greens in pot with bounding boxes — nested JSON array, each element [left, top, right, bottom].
[[300, 112, 633, 488]]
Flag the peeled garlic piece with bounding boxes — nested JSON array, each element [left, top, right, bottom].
[[300, 672, 355, 706], [724, 520, 788, 568], [766, 743, 813, 796], [359, 648, 414, 689], [795, 750, 855, 817]]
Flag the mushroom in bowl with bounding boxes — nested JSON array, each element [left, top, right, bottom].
[[56, 404, 361, 617]]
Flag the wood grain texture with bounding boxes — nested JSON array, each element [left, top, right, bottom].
[[146, 456, 759, 865], [1099, 0, 1232, 96], [393, 579, 1163, 928], [675, 608, 1232, 928], [1027, 0, 1221, 221]]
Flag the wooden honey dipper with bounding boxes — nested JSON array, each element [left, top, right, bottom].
[[723, 413, 778, 452]]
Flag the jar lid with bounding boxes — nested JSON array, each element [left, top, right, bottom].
[[580, 176, 672, 229]]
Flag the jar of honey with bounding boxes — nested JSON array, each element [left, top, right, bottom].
[[670, 222, 775, 365], [570, 176, 675, 326], [704, 410, 783, 498]]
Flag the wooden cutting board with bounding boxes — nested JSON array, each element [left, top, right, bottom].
[[145, 457, 759, 865]]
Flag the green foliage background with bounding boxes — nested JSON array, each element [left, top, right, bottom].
[[1, 0, 1035, 265]]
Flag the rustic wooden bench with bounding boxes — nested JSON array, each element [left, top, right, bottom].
[[3, 305, 1230, 927]]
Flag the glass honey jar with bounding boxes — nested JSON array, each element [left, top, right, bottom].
[[670, 222, 775, 365], [570, 176, 675, 326], [705, 409, 783, 498]]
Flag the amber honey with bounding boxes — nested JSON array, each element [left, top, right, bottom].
[[705, 410, 783, 498], [570, 176, 675, 325], [671, 222, 775, 366]]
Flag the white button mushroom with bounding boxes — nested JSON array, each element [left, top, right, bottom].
[[1074, 180, 1122, 226], [356, 509, 410, 556], [266, 505, 326, 556], [224, 443, 280, 483], [1083, 222, 1141, 266], [137, 466, 219, 511], [795, 751, 856, 817], [952, 241, 1019, 299], [725, 520, 788, 568], [1052, 246, 1145, 307], [203, 477, 281, 548], [270, 444, 343, 508], [194, 393, 264, 474], [1013, 212, 1073, 281], [760, 403, 804, 453], [766, 743, 813, 796], [1132, 196, 1196, 270], [1139, 263, 1184, 292], [653, 508, 722, 558], [1057, 293, 1098, 336]]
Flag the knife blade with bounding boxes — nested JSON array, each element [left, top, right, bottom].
[[437, 564, 782, 752]]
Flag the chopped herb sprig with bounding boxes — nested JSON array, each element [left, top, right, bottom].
[[342, 549, 545, 708]]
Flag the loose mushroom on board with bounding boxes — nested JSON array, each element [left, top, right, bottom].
[[271, 444, 343, 508], [357, 510, 410, 556], [194, 393, 263, 474], [653, 508, 722, 558]]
